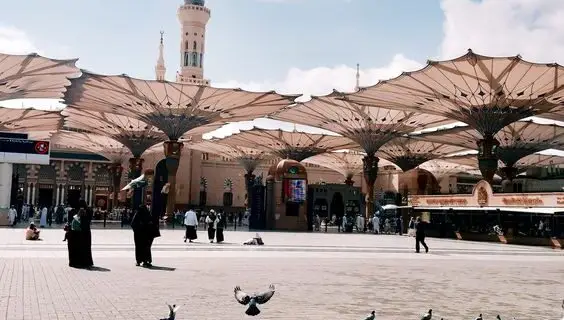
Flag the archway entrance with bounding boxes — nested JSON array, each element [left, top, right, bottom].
[[37, 165, 56, 208], [330, 192, 345, 219], [151, 159, 168, 219], [66, 164, 85, 209]]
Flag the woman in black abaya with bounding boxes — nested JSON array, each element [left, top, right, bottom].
[[215, 212, 226, 243], [131, 205, 154, 267], [78, 200, 94, 268]]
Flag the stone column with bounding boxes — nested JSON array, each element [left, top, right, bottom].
[[128, 157, 145, 209], [164, 141, 183, 218], [26, 184, 31, 204], [55, 184, 60, 206], [88, 186, 93, 207], [60, 185, 65, 206], [0, 163, 13, 223], [362, 153, 379, 221], [109, 163, 123, 211], [477, 135, 499, 183], [31, 184, 37, 206], [244, 171, 256, 208]]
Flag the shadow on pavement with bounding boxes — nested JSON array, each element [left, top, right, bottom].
[[146, 265, 176, 271]]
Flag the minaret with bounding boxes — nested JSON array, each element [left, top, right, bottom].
[[155, 31, 166, 81], [355, 63, 360, 91], [177, 0, 211, 85]]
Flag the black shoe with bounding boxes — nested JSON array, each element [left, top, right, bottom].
[[425, 247, 429, 253], [184, 238, 187, 243], [143, 262, 152, 268], [136, 262, 141, 267]]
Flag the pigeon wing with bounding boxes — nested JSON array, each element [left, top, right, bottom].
[[255, 285, 275, 305], [173, 305, 181, 313], [234, 286, 251, 305]]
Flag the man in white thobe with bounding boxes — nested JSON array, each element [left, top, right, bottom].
[[372, 214, 380, 234], [8, 206, 17, 226], [39, 207, 48, 228]]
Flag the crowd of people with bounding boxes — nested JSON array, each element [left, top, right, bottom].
[[183, 209, 227, 243]]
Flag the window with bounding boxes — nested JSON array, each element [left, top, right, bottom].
[[202, 153, 209, 160], [192, 52, 198, 67], [184, 52, 190, 66], [185, 41, 189, 50], [200, 53, 203, 68], [193, 41, 197, 50]]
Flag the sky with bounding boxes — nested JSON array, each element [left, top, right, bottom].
[[0, 0, 564, 155]]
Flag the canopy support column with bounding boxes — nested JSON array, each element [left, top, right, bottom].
[[244, 171, 256, 209], [109, 163, 123, 211], [477, 135, 499, 183], [362, 153, 379, 222], [164, 141, 183, 218], [128, 157, 144, 209]]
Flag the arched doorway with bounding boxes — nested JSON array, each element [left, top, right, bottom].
[[37, 165, 56, 208], [330, 192, 345, 220], [151, 159, 168, 218], [66, 164, 84, 209]]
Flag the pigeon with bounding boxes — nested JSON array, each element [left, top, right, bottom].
[[475, 314, 483, 320], [160, 303, 180, 320], [421, 309, 432, 320], [122, 174, 146, 191], [496, 316, 501, 320], [364, 310, 375, 320], [234, 284, 275, 316]]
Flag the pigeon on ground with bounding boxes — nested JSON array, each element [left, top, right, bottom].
[[364, 310, 375, 320], [160, 303, 180, 320], [234, 284, 275, 316], [421, 309, 432, 320], [475, 313, 483, 320]]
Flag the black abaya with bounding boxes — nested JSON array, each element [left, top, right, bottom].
[[207, 227, 215, 241], [216, 228, 224, 243]]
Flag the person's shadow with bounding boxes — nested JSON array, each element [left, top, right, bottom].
[[145, 265, 176, 271], [86, 266, 111, 272]]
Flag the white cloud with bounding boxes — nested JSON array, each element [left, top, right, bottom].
[[0, 26, 38, 54], [439, 0, 564, 63]]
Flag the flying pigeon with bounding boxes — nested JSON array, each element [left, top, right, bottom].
[[475, 314, 483, 320], [160, 303, 180, 320], [496, 316, 501, 320], [364, 310, 375, 320], [122, 174, 146, 191], [421, 309, 432, 320], [234, 284, 275, 316]]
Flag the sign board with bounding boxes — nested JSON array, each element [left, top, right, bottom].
[[0, 138, 50, 165]]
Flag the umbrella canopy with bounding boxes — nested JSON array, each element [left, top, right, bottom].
[[0, 52, 80, 101], [217, 127, 359, 162], [63, 71, 299, 140]]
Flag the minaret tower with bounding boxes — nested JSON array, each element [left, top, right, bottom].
[[155, 31, 166, 81], [177, 0, 211, 85], [355, 63, 360, 91]]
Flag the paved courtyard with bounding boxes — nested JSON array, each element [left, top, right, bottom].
[[0, 227, 562, 319]]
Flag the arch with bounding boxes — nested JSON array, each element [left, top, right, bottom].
[[151, 159, 168, 218], [193, 41, 197, 50], [191, 52, 198, 67], [185, 41, 189, 50], [330, 192, 345, 219], [67, 164, 85, 183]]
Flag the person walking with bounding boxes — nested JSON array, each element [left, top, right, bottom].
[[372, 214, 380, 234], [414, 217, 429, 253], [408, 217, 416, 237], [205, 210, 218, 243], [131, 205, 152, 267], [215, 212, 226, 243], [183, 208, 198, 243]]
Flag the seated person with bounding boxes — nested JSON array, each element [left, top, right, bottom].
[[25, 223, 40, 241], [243, 233, 264, 245]]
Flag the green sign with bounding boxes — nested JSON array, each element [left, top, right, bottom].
[[288, 166, 299, 174]]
